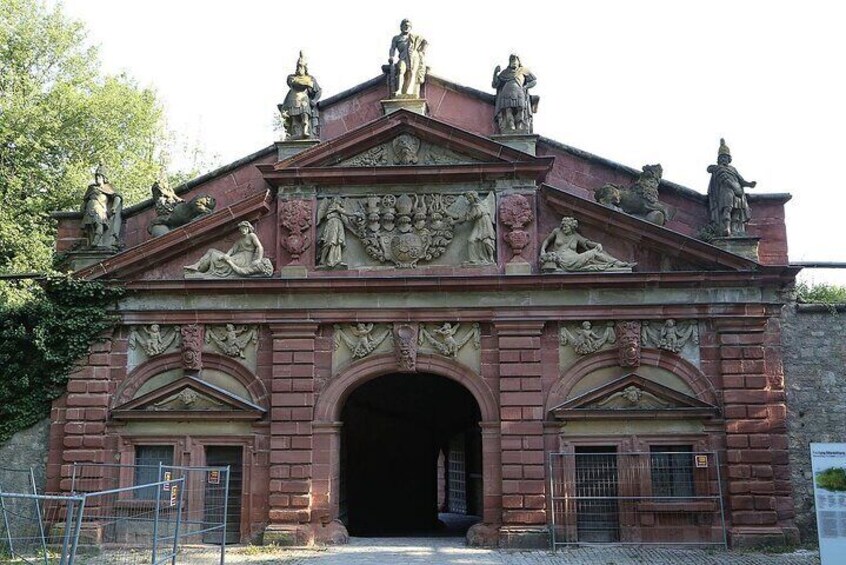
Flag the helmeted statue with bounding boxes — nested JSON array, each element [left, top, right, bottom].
[[492, 54, 537, 133], [388, 19, 428, 98], [81, 163, 122, 249], [707, 138, 757, 237], [279, 51, 322, 140]]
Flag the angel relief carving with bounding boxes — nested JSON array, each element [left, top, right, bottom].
[[592, 385, 671, 410], [128, 324, 179, 357], [559, 321, 616, 355], [205, 324, 258, 358], [418, 322, 480, 358], [334, 323, 392, 359], [641, 319, 699, 353]]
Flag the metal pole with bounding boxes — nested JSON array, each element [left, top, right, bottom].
[[0, 485, 16, 558], [715, 451, 729, 549], [30, 466, 49, 565], [58, 497, 76, 565], [548, 454, 556, 550], [170, 479, 185, 565], [70, 464, 78, 494], [152, 462, 163, 564], [219, 466, 230, 565], [68, 496, 87, 564]]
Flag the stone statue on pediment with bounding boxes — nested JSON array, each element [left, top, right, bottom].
[[279, 51, 322, 140], [594, 164, 672, 226], [707, 138, 756, 237], [388, 19, 428, 98], [540, 217, 634, 273], [184, 221, 273, 278], [492, 54, 537, 134], [151, 178, 183, 217], [81, 163, 122, 249]]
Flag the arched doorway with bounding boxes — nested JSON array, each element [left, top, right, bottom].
[[340, 372, 482, 536]]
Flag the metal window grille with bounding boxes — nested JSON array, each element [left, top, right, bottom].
[[134, 445, 175, 500], [549, 450, 727, 548]]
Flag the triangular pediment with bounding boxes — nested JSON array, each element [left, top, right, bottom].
[[112, 376, 265, 421], [540, 184, 763, 272], [550, 374, 719, 420], [258, 109, 553, 187]]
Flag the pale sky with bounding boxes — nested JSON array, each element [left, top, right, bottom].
[[58, 0, 846, 283]]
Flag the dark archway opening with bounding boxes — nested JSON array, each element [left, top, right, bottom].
[[340, 373, 482, 536]]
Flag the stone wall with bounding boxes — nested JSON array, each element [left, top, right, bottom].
[[0, 418, 50, 518], [783, 303, 846, 541]]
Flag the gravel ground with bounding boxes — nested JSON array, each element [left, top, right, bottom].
[[113, 538, 821, 565]]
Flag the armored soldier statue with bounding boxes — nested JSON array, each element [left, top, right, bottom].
[[707, 138, 757, 237], [492, 54, 537, 133], [81, 163, 122, 248], [279, 51, 322, 140]]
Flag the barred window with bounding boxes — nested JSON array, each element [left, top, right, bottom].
[[650, 445, 694, 497]]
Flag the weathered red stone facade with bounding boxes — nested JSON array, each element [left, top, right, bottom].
[[49, 74, 799, 548]]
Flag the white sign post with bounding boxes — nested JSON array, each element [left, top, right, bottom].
[[810, 443, 846, 564]]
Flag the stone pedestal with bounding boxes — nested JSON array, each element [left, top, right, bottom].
[[490, 133, 539, 156], [276, 139, 321, 162], [381, 97, 428, 116], [505, 259, 532, 275], [63, 249, 117, 272], [279, 265, 309, 278], [711, 236, 760, 261]]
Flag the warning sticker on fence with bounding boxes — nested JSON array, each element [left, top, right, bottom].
[[170, 485, 178, 507], [162, 471, 172, 491], [695, 454, 709, 468], [208, 470, 221, 484]]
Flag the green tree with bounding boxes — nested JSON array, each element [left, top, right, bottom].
[[0, 0, 211, 304]]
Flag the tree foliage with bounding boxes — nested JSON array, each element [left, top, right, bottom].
[[0, 0, 212, 304], [815, 467, 846, 493], [0, 276, 123, 444], [795, 281, 846, 306]]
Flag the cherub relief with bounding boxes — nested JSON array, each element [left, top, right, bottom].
[[559, 321, 616, 355], [128, 324, 179, 357], [418, 322, 480, 358], [205, 324, 258, 358], [642, 319, 698, 354], [334, 323, 392, 359]]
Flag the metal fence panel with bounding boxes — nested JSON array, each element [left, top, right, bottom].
[[549, 450, 727, 548], [70, 463, 231, 563]]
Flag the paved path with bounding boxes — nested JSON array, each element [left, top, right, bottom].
[[167, 537, 821, 565]]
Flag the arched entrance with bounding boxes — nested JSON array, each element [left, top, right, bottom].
[[340, 372, 482, 536]]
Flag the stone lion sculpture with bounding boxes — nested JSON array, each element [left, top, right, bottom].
[[148, 195, 216, 236], [594, 164, 673, 226]]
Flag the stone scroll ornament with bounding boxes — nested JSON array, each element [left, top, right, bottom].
[[184, 221, 273, 278], [128, 324, 180, 357], [498, 194, 534, 263], [279, 200, 313, 265], [393, 323, 419, 372], [615, 321, 642, 368], [418, 323, 480, 358], [334, 323, 392, 359], [540, 217, 635, 273], [559, 321, 616, 355], [641, 319, 699, 354], [206, 324, 258, 358], [594, 164, 672, 226], [181, 325, 204, 371]]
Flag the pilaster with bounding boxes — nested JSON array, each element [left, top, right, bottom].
[[494, 320, 548, 548]]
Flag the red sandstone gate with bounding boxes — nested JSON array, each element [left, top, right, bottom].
[[549, 450, 727, 547]]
